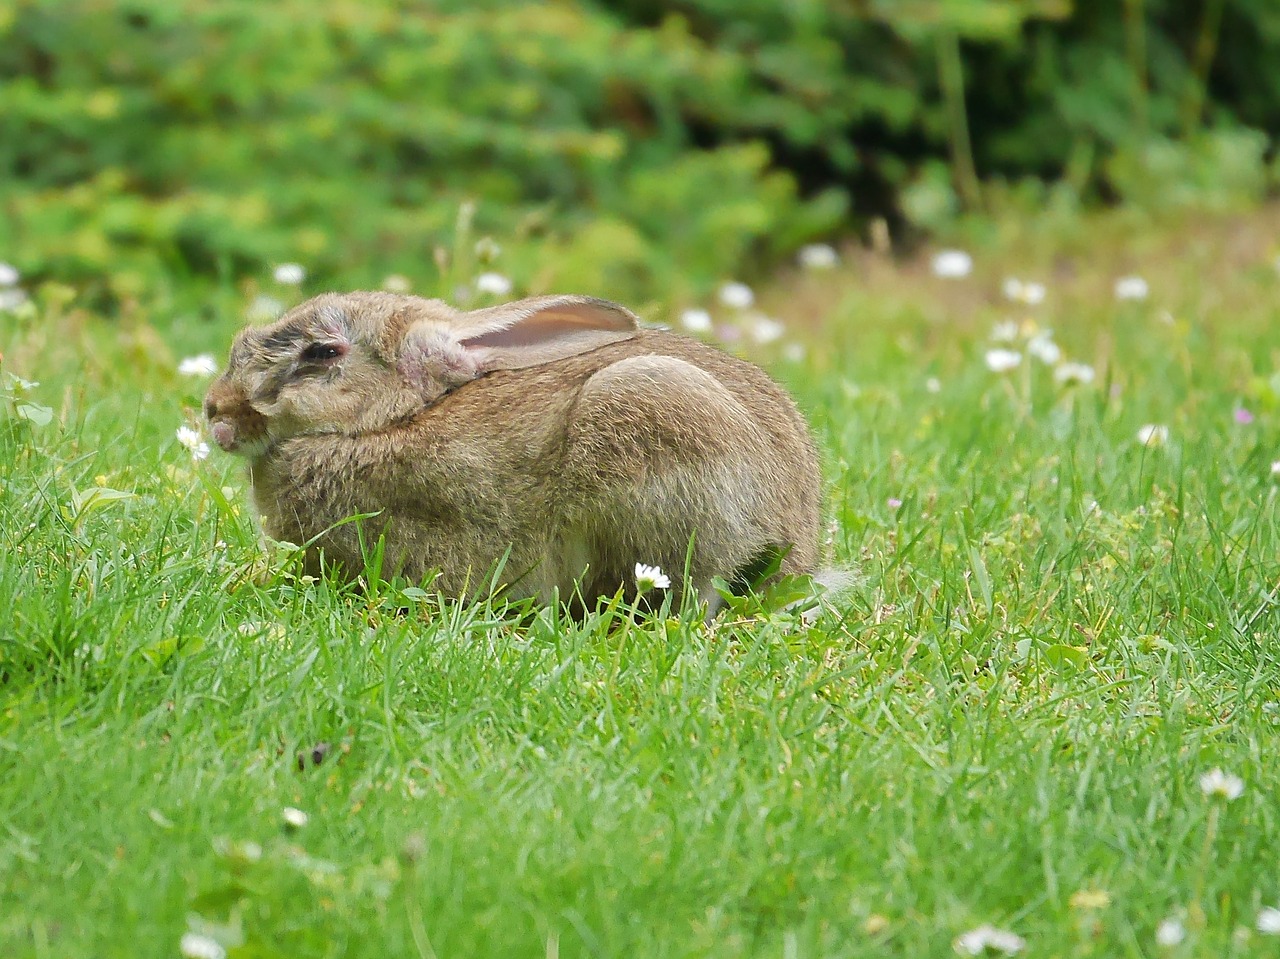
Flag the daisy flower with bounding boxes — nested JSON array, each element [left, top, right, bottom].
[[1155, 918, 1186, 947], [932, 250, 973, 278], [797, 243, 838, 270], [1257, 907, 1280, 935], [679, 309, 713, 333], [1027, 333, 1061, 365], [176, 426, 211, 461], [953, 924, 1025, 955], [178, 354, 218, 377], [749, 316, 785, 344], [1199, 768, 1244, 800], [1114, 276, 1149, 301], [985, 349, 1022, 373], [1054, 363, 1096, 387], [718, 281, 755, 310], [247, 295, 284, 323], [1136, 424, 1169, 447], [634, 563, 671, 592], [475, 272, 513, 297], [1002, 277, 1046, 305], [180, 933, 226, 959], [990, 321, 1019, 343], [273, 262, 306, 285]]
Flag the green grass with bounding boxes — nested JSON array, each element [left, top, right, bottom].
[[5, 209, 1280, 957]]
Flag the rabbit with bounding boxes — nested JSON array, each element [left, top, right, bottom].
[[205, 290, 822, 613]]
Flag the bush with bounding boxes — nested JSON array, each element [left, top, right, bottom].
[[0, 0, 1276, 309], [0, 1, 846, 305]]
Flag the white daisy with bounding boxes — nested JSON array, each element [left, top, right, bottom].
[[1257, 907, 1280, 935], [1002, 277, 1046, 305], [931, 249, 973, 278], [990, 321, 1019, 343], [1115, 276, 1149, 301], [247, 295, 284, 322], [680, 308, 713, 333], [797, 243, 838, 270], [1199, 768, 1244, 800], [475, 272, 513, 297], [180, 933, 226, 959], [953, 924, 1025, 955], [178, 354, 218, 377], [1054, 362, 1096, 387], [282, 806, 310, 829], [1027, 333, 1061, 365], [176, 426, 210, 461], [0, 262, 18, 286], [273, 262, 306, 285], [5, 373, 38, 392], [985, 349, 1022, 373], [749, 316, 785, 344], [0, 288, 29, 312], [1136, 424, 1170, 448], [1155, 918, 1186, 947], [718, 281, 755, 310], [634, 563, 671, 592]]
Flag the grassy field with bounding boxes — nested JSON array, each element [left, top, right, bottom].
[[4, 207, 1280, 957]]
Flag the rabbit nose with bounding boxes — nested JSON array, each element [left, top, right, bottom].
[[211, 421, 237, 451]]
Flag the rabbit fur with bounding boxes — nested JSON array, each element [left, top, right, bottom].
[[205, 291, 821, 610]]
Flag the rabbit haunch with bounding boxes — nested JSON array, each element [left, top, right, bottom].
[[206, 291, 821, 606]]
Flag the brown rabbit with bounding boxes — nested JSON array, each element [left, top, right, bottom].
[[205, 291, 821, 611]]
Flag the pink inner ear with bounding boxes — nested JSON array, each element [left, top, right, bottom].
[[461, 307, 631, 350], [399, 327, 479, 393]]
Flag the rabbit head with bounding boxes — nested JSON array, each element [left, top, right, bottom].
[[205, 290, 639, 457]]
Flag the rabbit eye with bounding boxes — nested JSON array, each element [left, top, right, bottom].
[[300, 343, 343, 364]]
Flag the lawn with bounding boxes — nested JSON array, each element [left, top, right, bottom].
[[4, 207, 1280, 957]]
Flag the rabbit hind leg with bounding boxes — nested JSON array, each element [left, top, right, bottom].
[[564, 355, 784, 609]]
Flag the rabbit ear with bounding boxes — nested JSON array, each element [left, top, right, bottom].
[[455, 295, 639, 372], [397, 295, 639, 400]]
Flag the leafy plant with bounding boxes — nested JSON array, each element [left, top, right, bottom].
[[0, 370, 53, 428], [0, 0, 1276, 308]]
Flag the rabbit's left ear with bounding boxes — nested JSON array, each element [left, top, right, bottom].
[[455, 295, 639, 372], [397, 295, 639, 399]]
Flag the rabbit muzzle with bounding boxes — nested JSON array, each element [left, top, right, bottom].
[[205, 383, 270, 456]]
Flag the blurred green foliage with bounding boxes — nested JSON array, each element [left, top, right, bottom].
[[0, 0, 1277, 307]]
